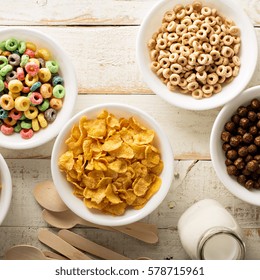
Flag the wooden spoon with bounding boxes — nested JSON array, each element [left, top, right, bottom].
[[38, 228, 92, 260], [42, 209, 158, 244], [33, 181, 158, 235], [43, 250, 68, 260], [33, 181, 68, 212], [58, 229, 130, 260], [5, 245, 50, 260]]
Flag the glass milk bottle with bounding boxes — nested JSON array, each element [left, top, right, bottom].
[[177, 199, 246, 260]]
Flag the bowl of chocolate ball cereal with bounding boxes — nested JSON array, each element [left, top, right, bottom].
[[0, 27, 78, 149], [210, 86, 260, 206], [136, 0, 258, 110]]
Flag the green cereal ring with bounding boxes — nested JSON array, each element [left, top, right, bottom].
[[0, 79, 4, 92], [38, 99, 50, 111], [14, 122, 22, 133], [18, 41, 26, 54], [21, 120, 32, 129], [0, 41, 6, 51], [30, 81, 42, 92], [5, 38, 18, 52], [0, 64, 13, 76], [20, 54, 29, 67], [0, 56, 8, 69], [46, 60, 59, 74], [53, 85, 65, 99], [20, 113, 26, 121], [52, 75, 64, 86]]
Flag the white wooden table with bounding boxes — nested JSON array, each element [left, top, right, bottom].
[[1, 0, 260, 260]]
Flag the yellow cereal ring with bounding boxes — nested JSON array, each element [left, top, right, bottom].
[[0, 94, 15, 110], [38, 68, 51, 83], [40, 83, 53, 98], [29, 58, 40, 66], [32, 118, 40, 132], [8, 79, 23, 93], [26, 42, 37, 52], [25, 74, 39, 87], [38, 113, 48, 128], [15, 96, 30, 111], [24, 106, 39, 120], [35, 48, 51, 61], [8, 91, 20, 100]]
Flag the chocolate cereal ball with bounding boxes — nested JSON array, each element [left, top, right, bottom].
[[221, 98, 260, 190]]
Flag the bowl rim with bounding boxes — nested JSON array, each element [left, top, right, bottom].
[[210, 85, 260, 206], [51, 102, 174, 226], [0, 154, 12, 225], [136, 0, 258, 111], [0, 27, 78, 149]]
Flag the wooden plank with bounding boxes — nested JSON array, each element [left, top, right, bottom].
[[0, 0, 258, 26], [1, 159, 260, 259], [1, 227, 260, 260], [2, 159, 260, 229], [0, 26, 257, 95], [0, 95, 218, 160]]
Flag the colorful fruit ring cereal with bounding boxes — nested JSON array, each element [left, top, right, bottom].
[[0, 37, 66, 139]]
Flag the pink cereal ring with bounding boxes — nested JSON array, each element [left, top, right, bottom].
[[17, 67, 25, 81], [22, 86, 30, 94], [8, 108, 22, 120], [25, 62, 39, 76], [29, 92, 43, 105], [20, 128, 34, 139], [24, 48, 35, 58], [1, 124, 14, 135], [4, 81, 8, 88]]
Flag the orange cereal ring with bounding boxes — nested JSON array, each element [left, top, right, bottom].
[[50, 98, 63, 110], [40, 83, 53, 98], [3, 116, 17, 126]]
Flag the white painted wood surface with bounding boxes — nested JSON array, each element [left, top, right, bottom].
[[0, 0, 260, 260]]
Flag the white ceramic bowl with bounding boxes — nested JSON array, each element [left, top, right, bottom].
[[0, 154, 12, 225], [210, 86, 260, 206], [136, 0, 258, 110], [0, 27, 78, 149], [51, 103, 174, 226]]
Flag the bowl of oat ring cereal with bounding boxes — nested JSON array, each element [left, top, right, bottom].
[[210, 86, 260, 206], [136, 0, 258, 110], [0, 27, 77, 149]]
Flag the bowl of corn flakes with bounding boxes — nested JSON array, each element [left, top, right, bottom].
[[0, 27, 78, 149], [51, 103, 174, 226], [136, 0, 258, 110], [0, 154, 12, 225]]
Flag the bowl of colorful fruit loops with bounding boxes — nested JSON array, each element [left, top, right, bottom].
[[0, 28, 77, 149]]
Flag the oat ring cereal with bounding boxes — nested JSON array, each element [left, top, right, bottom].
[[148, 1, 241, 99]]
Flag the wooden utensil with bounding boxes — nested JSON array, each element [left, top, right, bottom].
[[43, 250, 68, 260], [33, 181, 68, 212], [42, 209, 158, 244], [38, 228, 92, 260], [58, 229, 130, 260], [33, 181, 158, 234], [5, 245, 50, 260]]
